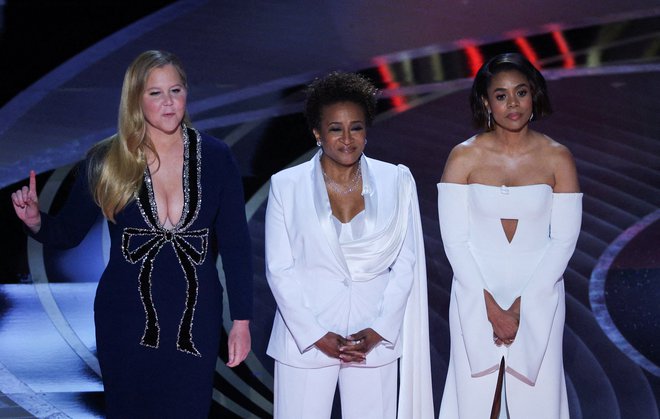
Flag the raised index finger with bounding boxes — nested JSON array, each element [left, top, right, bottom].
[[29, 170, 37, 193]]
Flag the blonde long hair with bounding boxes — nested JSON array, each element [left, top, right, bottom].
[[88, 50, 191, 222]]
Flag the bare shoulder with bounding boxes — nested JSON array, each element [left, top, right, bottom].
[[450, 136, 480, 159], [538, 134, 575, 166], [440, 136, 482, 183], [538, 134, 580, 192]]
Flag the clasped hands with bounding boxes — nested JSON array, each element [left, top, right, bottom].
[[485, 291, 520, 347], [314, 328, 383, 363]]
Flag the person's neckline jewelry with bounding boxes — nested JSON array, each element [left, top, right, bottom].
[[323, 161, 362, 195]]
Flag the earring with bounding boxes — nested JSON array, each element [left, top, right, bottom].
[[316, 139, 322, 147], [364, 138, 368, 145], [529, 112, 534, 122], [487, 110, 492, 129]]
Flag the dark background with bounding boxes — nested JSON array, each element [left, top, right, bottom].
[[0, 0, 175, 107]]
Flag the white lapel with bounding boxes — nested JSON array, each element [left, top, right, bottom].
[[361, 155, 378, 235], [311, 150, 351, 277]]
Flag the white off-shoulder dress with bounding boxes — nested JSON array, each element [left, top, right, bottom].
[[437, 183, 582, 419]]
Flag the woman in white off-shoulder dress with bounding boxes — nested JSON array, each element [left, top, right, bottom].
[[437, 53, 582, 419]]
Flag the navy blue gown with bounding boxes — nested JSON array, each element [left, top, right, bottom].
[[32, 126, 253, 418]]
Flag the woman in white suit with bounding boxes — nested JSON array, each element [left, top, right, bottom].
[[265, 72, 433, 419]]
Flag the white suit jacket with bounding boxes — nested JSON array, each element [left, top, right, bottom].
[[265, 151, 434, 418]]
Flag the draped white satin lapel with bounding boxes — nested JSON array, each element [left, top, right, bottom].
[[311, 151, 378, 281], [312, 151, 412, 283], [341, 166, 411, 282], [361, 154, 377, 234]]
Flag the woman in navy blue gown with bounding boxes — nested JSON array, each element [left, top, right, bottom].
[[10, 50, 253, 418]]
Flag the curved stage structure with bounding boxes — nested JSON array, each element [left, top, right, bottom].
[[0, 1, 658, 417]]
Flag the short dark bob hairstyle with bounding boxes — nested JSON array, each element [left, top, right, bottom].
[[304, 71, 378, 132], [470, 53, 552, 131]]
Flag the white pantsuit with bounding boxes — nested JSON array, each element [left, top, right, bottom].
[[265, 152, 433, 419]]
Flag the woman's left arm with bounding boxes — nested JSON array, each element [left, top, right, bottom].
[[507, 146, 581, 384], [227, 320, 251, 367], [552, 145, 580, 194], [214, 146, 254, 367]]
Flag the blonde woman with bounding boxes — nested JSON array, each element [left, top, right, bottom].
[[11, 50, 253, 418]]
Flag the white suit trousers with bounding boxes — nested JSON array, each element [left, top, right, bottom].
[[274, 360, 398, 419]]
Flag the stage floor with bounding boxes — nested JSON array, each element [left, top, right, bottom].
[[0, 1, 658, 417]]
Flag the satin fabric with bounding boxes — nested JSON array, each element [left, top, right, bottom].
[[266, 151, 433, 419], [437, 183, 581, 419]]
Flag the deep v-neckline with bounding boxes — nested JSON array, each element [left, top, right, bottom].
[[145, 138, 187, 230], [145, 168, 184, 230], [138, 125, 201, 232]]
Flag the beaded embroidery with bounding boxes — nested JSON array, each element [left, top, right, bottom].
[[122, 125, 208, 356]]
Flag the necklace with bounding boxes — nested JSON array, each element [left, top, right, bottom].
[[323, 161, 362, 195]]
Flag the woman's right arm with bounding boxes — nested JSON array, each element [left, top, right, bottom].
[[438, 145, 502, 376], [265, 177, 334, 354], [12, 163, 101, 248], [11, 170, 42, 233], [441, 142, 519, 345]]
